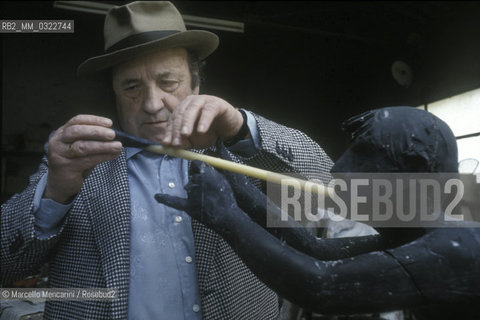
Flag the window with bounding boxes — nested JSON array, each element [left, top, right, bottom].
[[418, 88, 480, 173]]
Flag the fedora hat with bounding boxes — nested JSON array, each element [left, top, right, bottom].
[[77, 1, 219, 76]]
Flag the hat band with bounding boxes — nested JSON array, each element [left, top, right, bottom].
[[105, 30, 180, 53]]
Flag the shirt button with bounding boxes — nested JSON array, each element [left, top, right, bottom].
[[185, 256, 193, 263], [193, 304, 200, 313], [168, 182, 175, 188], [175, 216, 183, 223]]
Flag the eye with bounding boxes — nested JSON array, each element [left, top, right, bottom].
[[125, 84, 139, 91], [158, 79, 181, 92], [123, 83, 142, 98]]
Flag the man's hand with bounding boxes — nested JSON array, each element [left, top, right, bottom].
[[44, 115, 122, 203], [161, 94, 245, 149]]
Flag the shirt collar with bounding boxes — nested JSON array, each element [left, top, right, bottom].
[[126, 147, 172, 161], [126, 147, 143, 160]]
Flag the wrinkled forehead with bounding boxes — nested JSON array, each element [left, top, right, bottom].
[[112, 47, 189, 80]]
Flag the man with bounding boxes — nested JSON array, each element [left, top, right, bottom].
[[1, 1, 333, 319]]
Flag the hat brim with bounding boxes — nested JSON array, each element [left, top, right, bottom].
[[77, 30, 219, 76]]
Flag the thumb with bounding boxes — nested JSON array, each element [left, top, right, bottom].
[[162, 94, 181, 113], [154, 193, 189, 211]]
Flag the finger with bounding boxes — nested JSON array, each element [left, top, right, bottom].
[[154, 193, 189, 211], [161, 95, 181, 145], [180, 103, 203, 137], [66, 114, 113, 127], [67, 140, 122, 158], [162, 95, 187, 145], [62, 125, 116, 143], [162, 94, 181, 113], [177, 96, 211, 137], [171, 96, 205, 146], [196, 102, 221, 134], [162, 126, 192, 148]]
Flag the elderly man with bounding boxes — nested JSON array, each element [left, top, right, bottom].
[[1, 1, 333, 319]]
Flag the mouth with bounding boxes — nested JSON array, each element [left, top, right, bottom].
[[144, 120, 168, 127]]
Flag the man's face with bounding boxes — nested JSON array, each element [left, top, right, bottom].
[[112, 47, 199, 142]]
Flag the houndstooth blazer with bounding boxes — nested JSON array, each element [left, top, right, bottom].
[[1, 113, 333, 319]]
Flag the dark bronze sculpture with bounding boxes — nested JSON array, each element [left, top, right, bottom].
[[156, 107, 480, 319]]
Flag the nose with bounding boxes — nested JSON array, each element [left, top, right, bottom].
[[142, 85, 166, 114]]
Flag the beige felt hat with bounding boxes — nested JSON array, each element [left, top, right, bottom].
[[77, 1, 219, 76]]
